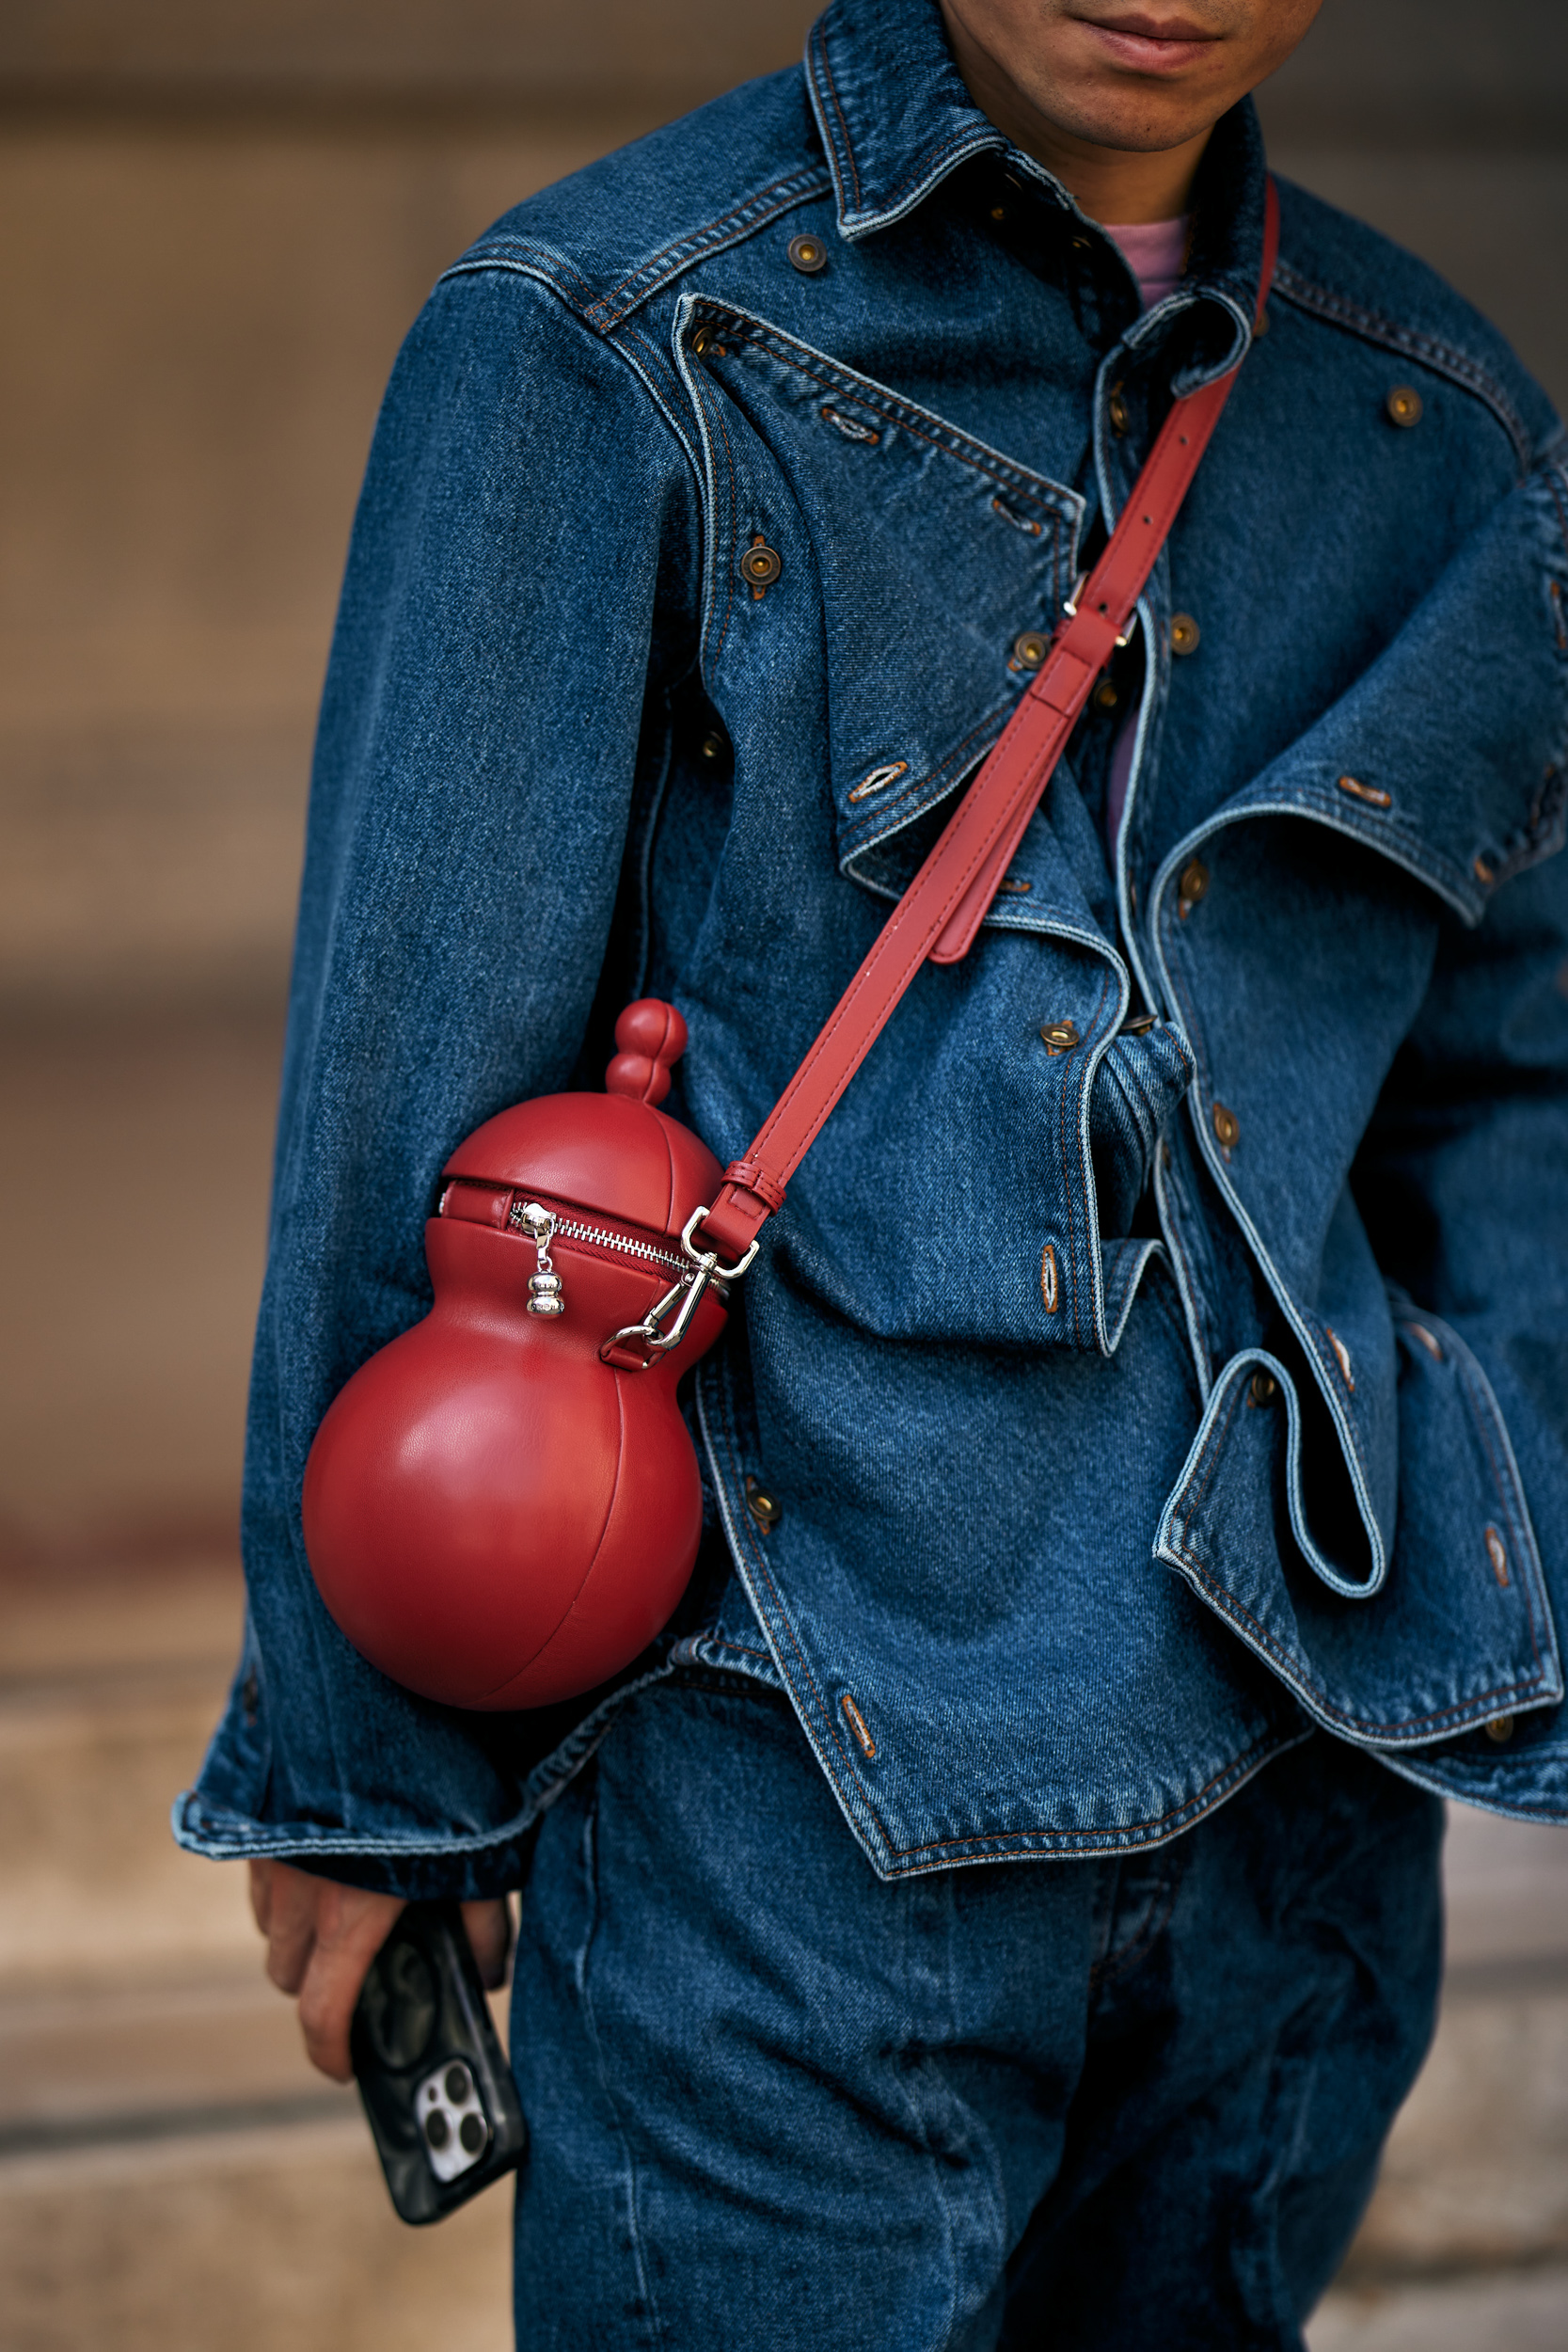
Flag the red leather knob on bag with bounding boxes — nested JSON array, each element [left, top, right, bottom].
[[301, 1002, 727, 1710]]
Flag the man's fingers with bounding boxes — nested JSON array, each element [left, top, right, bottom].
[[462, 1897, 514, 1991], [247, 1857, 274, 1936], [296, 1885, 405, 2082], [260, 1860, 325, 1995]]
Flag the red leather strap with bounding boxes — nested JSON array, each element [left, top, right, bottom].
[[698, 181, 1279, 1264]]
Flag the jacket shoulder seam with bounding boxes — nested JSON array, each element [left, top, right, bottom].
[[448, 165, 833, 336], [1273, 259, 1534, 474]]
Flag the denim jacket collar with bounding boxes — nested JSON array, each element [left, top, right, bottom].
[[806, 0, 1268, 386]]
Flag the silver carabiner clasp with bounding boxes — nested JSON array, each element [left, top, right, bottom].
[[599, 1205, 759, 1370]]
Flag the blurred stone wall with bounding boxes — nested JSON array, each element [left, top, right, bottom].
[[0, 0, 1562, 1014]]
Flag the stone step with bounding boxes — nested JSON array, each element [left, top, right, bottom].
[[2, 1542, 1567, 2337], [1310, 2265, 1568, 2352], [0, 2114, 513, 2352]]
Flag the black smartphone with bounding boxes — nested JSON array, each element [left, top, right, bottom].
[[350, 1899, 528, 2224]]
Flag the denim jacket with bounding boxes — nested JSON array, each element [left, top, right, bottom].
[[177, 0, 1568, 1893]]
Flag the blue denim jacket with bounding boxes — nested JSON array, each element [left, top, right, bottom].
[[177, 0, 1568, 1894]]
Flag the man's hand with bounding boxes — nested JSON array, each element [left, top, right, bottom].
[[248, 1858, 513, 2082]]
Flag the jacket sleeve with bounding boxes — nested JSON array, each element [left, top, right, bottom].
[[173, 265, 702, 1895]]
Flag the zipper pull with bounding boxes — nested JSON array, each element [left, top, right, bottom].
[[512, 1200, 565, 1317]]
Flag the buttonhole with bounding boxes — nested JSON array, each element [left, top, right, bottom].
[[991, 495, 1043, 537], [1039, 1243, 1060, 1315], [820, 404, 880, 445], [1337, 773, 1392, 810], [847, 759, 908, 804], [1484, 1524, 1511, 1588], [840, 1692, 877, 1758]]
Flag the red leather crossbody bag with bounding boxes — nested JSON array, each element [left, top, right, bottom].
[[302, 185, 1279, 1709]]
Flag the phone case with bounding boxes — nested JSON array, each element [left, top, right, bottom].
[[350, 1900, 528, 2224]]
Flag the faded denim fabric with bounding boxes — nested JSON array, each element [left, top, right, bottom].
[[507, 1677, 1443, 2350], [177, 0, 1568, 1895]]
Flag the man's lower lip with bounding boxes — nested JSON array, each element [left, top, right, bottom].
[[1081, 24, 1221, 72]]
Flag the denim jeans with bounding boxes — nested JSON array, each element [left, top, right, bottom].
[[509, 1677, 1442, 2349]]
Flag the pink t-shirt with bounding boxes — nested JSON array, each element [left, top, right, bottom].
[[1100, 216, 1188, 854]]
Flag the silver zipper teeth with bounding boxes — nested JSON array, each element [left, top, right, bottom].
[[553, 1216, 688, 1277]]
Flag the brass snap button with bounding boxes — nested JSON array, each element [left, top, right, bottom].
[[1248, 1369, 1277, 1407], [1012, 630, 1048, 669], [1178, 858, 1210, 910], [741, 538, 782, 588], [1386, 385, 1423, 427], [1170, 612, 1201, 656], [1108, 390, 1130, 436], [1212, 1102, 1240, 1152], [1039, 1019, 1080, 1055], [989, 203, 1007, 223], [1092, 677, 1119, 712], [1485, 1714, 1515, 1744], [787, 232, 828, 275], [1119, 1011, 1157, 1036], [698, 729, 728, 763], [745, 1476, 782, 1531]]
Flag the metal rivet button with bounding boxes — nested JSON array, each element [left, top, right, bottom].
[[741, 539, 782, 587], [690, 328, 710, 355], [1108, 391, 1130, 436], [699, 729, 727, 762], [1484, 1524, 1510, 1587], [1039, 1019, 1080, 1055], [1326, 1327, 1354, 1390], [1179, 858, 1210, 908], [1039, 1243, 1060, 1313], [1070, 235, 1090, 250], [1386, 385, 1423, 427], [1012, 630, 1048, 669], [1119, 1011, 1157, 1036], [990, 203, 1007, 222], [1474, 854, 1495, 884], [1170, 612, 1201, 656], [787, 232, 828, 275], [1337, 773, 1392, 809], [1212, 1102, 1240, 1152], [1093, 677, 1119, 711], [1485, 1714, 1515, 1744], [745, 1475, 782, 1531], [1248, 1369, 1277, 1406]]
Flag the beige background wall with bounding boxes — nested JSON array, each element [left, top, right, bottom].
[[2, 0, 1564, 1017]]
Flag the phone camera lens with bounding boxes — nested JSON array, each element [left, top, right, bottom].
[[459, 2113, 486, 2154], [444, 2063, 473, 2105], [423, 2110, 451, 2151]]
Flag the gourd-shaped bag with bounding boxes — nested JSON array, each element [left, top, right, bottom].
[[299, 190, 1274, 1713], [303, 1003, 739, 1709]]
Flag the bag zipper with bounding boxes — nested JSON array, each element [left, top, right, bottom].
[[512, 1200, 689, 1279]]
